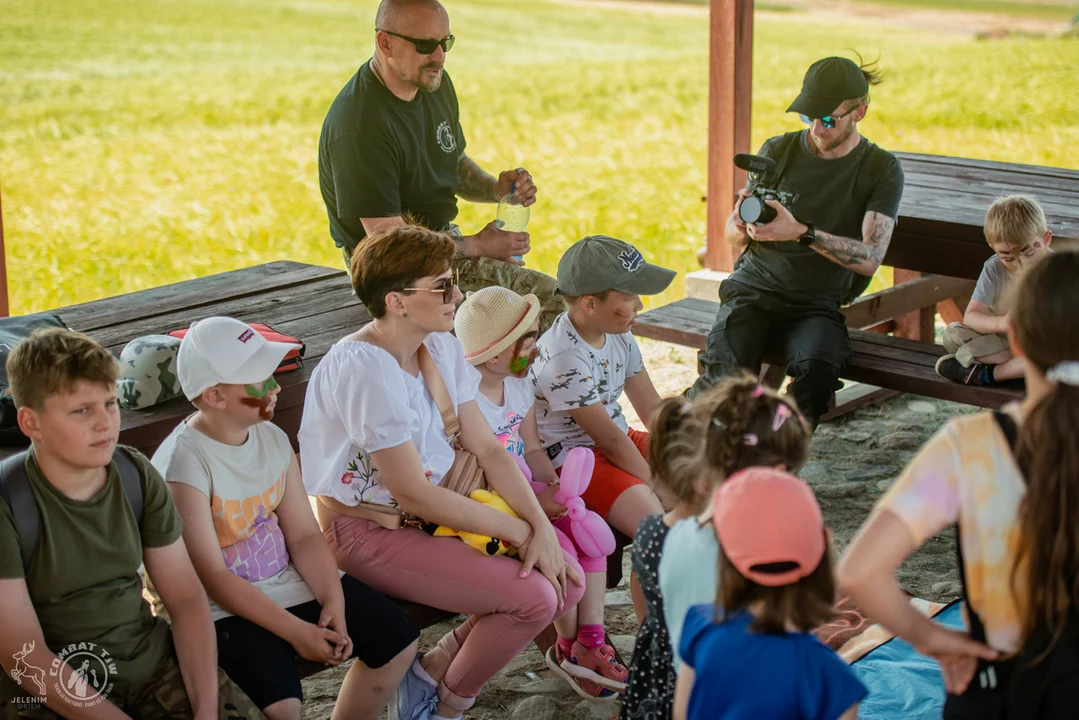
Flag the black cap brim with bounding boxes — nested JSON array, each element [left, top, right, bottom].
[[614, 263, 677, 296], [786, 94, 845, 119]]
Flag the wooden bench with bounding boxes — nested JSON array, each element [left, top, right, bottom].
[[633, 296, 1024, 411], [21, 260, 630, 641]]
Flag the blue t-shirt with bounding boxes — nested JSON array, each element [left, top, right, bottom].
[[680, 606, 867, 720]]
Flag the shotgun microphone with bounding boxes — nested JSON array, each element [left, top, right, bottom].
[[733, 153, 777, 176]]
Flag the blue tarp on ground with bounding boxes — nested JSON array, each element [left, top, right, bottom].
[[853, 601, 965, 719]]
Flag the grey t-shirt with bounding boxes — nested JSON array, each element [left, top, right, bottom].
[[971, 255, 1014, 316], [730, 130, 905, 306]]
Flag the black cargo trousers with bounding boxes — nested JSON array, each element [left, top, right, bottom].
[[685, 279, 851, 428]]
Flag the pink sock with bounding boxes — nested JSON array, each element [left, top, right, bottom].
[[557, 636, 574, 657], [577, 624, 605, 649]]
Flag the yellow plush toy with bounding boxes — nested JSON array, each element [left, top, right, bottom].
[[433, 489, 520, 556]]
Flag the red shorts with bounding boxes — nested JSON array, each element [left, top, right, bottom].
[[558, 428, 651, 520]]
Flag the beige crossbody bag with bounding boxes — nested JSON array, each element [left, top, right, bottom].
[[318, 344, 487, 530]]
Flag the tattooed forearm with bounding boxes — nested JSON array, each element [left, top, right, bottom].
[[454, 154, 499, 202], [809, 212, 895, 275]]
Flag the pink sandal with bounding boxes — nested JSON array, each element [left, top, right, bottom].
[[544, 645, 618, 701]]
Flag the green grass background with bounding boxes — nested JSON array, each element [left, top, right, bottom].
[[1, 0, 1077, 314]]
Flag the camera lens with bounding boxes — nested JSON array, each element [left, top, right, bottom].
[[739, 196, 777, 225]]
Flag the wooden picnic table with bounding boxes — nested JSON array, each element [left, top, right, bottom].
[[53, 260, 365, 457], [887, 153, 1079, 280]]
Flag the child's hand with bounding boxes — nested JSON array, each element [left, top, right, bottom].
[[537, 483, 566, 520]]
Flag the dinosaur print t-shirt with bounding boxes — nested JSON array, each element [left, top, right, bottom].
[[151, 418, 314, 620], [475, 376, 533, 458], [531, 312, 645, 467]]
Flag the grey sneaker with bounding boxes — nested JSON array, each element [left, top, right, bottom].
[[388, 656, 439, 720]]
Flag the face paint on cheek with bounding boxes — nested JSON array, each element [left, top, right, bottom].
[[241, 377, 279, 420], [244, 377, 279, 398], [508, 354, 532, 375], [240, 395, 276, 420]]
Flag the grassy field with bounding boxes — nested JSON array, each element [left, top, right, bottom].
[[1, 0, 1077, 315]]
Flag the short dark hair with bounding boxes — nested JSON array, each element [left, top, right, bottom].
[[350, 225, 456, 318], [717, 537, 836, 634], [7, 328, 120, 410]]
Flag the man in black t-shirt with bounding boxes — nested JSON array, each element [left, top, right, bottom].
[[686, 56, 905, 427], [319, 0, 563, 328]]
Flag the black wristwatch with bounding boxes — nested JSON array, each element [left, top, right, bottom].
[[798, 223, 816, 246]]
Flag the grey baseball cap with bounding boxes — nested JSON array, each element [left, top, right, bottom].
[[556, 235, 676, 296]]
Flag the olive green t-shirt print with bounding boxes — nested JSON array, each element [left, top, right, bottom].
[[319, 59, 468, 254], [0, 447, 182, 701]]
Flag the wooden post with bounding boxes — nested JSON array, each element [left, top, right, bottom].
[[705, 0, 754, 272], [892, 269, 935, 341], [0, 181, 8, 317]]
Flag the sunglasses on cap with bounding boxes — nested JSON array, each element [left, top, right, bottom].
[[799, 104, 861, 130], [404, 269, 460, 304], [377, 29, 455, 55]]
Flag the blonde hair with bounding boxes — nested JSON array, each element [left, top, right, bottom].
[[984, 195, 1048, 249], [647, 373, 812, 504], [6, 328, 120, 410]]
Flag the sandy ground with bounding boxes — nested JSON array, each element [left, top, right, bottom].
[[300, 337, 973, 719]]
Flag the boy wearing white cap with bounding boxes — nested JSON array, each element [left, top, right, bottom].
[[456, 288, 628, 701], [150, 316, 418, 720]]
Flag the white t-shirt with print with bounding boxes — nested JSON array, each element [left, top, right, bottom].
[[475, 376, 533, 458], [151, 418, 315, 621], [530, 312, 645, 468], [299, 332, 481, 508]]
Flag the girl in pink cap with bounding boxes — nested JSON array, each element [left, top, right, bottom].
[[673, 467, 866, 720]]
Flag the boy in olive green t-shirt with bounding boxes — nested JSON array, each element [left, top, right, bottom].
[[0, 329, 263, 719]]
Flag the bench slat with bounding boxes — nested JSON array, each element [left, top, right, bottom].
[[633, 298, 1024, 410]]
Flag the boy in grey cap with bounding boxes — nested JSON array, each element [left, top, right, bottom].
[[530, 235, 675, 623]]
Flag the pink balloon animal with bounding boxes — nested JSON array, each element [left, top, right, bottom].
[[514, 449, 616, 559]]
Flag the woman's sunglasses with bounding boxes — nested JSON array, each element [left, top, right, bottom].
[[377, 29, 455, 55], [799, 104, 861, 130], [404, 269, 460, 304]]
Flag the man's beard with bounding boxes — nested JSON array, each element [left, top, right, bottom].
[[405, 64, 443, 92], [811, 122, 855, 153]]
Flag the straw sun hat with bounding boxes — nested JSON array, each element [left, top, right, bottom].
[[454, 286, 541, 366]]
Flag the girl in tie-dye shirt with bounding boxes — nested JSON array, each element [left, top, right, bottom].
[[839, 251, 1079, 717]]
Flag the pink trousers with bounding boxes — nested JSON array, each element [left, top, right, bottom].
[[324, 515, 585, 711]]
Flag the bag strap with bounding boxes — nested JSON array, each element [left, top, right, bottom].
[[114, 447, 144, 530], [0, 447, 144, 569], [956, 410, 1023, 645], [417, 344, 461, 444], [0, 451, 37, 567]]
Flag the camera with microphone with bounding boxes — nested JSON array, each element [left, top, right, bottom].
[[734, 153, 799, 225]]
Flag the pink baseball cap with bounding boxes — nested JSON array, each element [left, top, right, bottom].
[[712, 467, 826, 587]]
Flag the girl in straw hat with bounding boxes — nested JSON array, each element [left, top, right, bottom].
[[456, 286, 629, 701]]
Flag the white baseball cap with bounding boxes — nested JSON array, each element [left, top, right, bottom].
[[177, 317, 300, 401]]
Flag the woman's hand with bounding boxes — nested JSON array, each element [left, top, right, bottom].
[[517, 523, 582, 609], [914, 624, 998, 695]]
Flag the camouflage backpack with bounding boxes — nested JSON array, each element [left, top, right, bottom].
[[117, 335, 183, 410]]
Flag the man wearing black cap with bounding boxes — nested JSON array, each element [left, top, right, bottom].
[[687, 55, 905, 428]]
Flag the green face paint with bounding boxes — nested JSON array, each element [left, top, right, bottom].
[[244, 376, 279, 399]]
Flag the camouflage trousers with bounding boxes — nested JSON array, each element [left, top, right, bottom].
[[2, 653, 265, 720], [455, 256, 563, 333], [341, 244, 563, 333]]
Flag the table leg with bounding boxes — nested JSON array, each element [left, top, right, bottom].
[[892, 269, 935, 342]]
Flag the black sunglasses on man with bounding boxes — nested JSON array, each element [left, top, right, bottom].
[[376, 29, 455, 55]]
